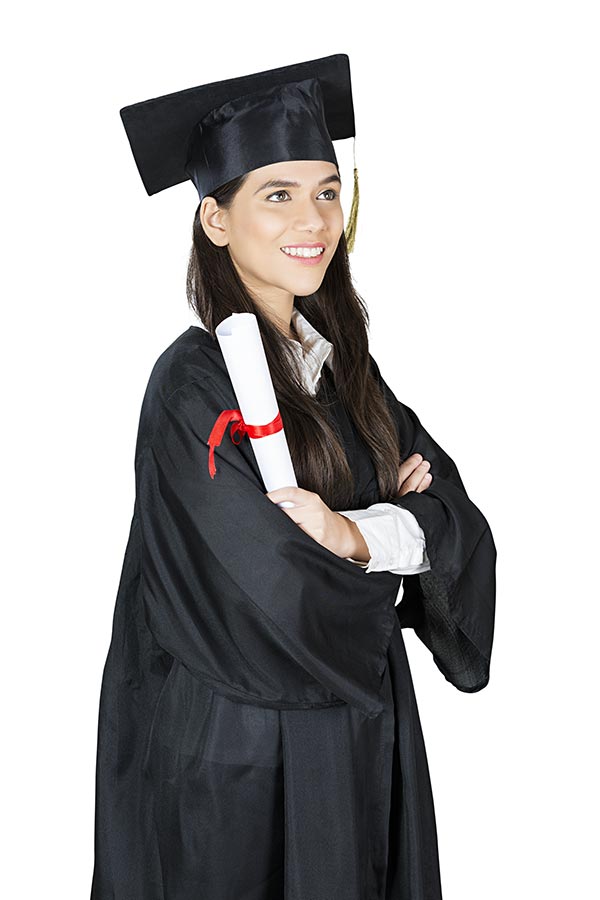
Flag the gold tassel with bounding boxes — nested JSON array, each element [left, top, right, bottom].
[[344, 137, 360, 253]]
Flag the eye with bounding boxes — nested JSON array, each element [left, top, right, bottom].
[[318, 189, 339, 200], [265, 188, 340, 202]]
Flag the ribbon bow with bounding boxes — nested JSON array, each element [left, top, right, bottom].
[[207, 408, 283, 479]]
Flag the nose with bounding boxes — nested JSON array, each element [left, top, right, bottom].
[[291, 195, 328, 233]]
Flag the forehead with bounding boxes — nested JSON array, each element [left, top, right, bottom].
[[246, 159, 339, 186]]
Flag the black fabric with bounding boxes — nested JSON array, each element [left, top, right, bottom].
[[368, 356, 497, 692], [119, 53, 354, 198], [91, 325, 496, 899], [184, 78, 338, 204]]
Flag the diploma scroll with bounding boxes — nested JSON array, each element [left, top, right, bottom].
[[215, 312, 298, 508]]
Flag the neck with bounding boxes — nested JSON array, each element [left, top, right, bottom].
[[262, 301, 297, 341], [253, 293, 295, 340]]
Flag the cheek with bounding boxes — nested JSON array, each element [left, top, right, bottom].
[[229, 216, 285, 275], [236, 216, 284, 259], [328, 206, 345, 234]]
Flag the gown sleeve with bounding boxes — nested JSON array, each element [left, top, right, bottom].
[[134, 375, 403, 719], [369, 354, 497, 692]]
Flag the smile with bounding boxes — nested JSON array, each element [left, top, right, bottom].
[[281, 246, 325, 257], [280, 245, 326, 266]]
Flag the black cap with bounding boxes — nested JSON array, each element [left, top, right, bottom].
[[119, 53, 355, 200]]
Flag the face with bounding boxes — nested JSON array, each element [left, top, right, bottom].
[[201, 159, 345, 320]]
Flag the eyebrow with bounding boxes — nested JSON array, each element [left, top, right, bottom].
[[253, 173, 342, 195]]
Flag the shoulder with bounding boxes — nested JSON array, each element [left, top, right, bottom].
[[367, 350, 422, 434], [367, 351, 402, 396], [367, 351, 383, 384], [144, 325, 227, 401], [135, 326, 229, 454], [367, 351, 399, 405]]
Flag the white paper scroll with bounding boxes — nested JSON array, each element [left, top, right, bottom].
[[215, 312, 297, 508]]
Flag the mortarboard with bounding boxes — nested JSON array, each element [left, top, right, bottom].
[[119, 53, 360, 251]]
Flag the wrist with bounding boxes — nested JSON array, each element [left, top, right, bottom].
[[338, 515, 371, 563]]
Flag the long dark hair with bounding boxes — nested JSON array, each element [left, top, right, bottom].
[[186, 172, 403, 510]]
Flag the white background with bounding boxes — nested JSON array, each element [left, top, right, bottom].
[[2, 2, 598, 897]]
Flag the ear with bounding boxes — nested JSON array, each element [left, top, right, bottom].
[[200, 196, 229, 247]]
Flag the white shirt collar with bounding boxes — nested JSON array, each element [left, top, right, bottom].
[[288, 307, 334, 395]]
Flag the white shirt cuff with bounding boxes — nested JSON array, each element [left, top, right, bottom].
[[338, 503, 431, 575]]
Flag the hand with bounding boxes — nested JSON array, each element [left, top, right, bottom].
[[265, 486, 353, 558], [398, 453, 432, 495]]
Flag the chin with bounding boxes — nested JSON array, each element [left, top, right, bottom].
[[283, 273, 326, 294]]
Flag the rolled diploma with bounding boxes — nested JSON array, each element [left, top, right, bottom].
[[215, 312, 298, 508]]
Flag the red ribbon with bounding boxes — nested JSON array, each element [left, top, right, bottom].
[[206, 408, 283, 479]]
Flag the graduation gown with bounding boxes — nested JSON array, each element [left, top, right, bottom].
[[90, 325, 496, 900]]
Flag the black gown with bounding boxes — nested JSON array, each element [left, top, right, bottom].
[[91, 325, 496, 900]]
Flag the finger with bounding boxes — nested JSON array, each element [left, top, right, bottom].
[[397, 454, 423, 490], [400, 453, 423, 472], [265, 486, 304, 502], [404, 459, 431, 491], [398, 460, 431, 495], [397, 453, 426, 483], [415, 472, 433, 493], [399, 457, 430, 484]]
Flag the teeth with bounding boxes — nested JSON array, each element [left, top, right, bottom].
[[281, 246, 325, 257]]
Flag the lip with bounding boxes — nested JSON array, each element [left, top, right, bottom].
[[280, 242, 326, 266]]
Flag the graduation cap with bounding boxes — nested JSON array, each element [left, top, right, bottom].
[[119, 53, 360, 251]]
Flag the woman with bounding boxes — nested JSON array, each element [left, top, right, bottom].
[[91, 55, 496, 899]]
